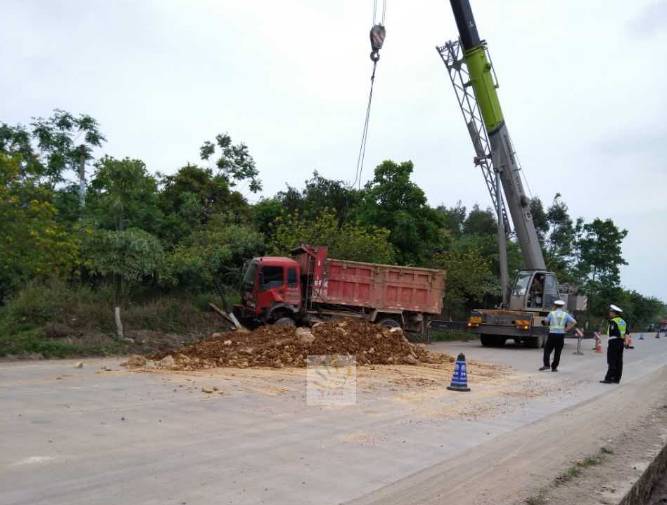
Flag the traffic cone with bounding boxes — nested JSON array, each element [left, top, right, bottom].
[[594, 332, 602, 353], [447, 353, 470, 392]]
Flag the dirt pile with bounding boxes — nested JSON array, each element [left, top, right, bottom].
[[126, 319, 452, 370]]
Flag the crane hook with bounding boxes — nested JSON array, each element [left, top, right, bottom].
[[369, 24, 385, 62]]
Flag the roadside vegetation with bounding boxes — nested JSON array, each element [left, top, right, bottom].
[[1, 110, 664, 357]]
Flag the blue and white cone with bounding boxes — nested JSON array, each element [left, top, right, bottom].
[[447, 353, 470, 392]]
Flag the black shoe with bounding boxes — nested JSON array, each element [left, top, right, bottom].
[[539, 366, 550, 371], [552, 368, 558, 372], [600, 380, 613, 384]]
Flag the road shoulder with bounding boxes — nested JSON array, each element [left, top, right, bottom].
[[346, 367, 667, 505]]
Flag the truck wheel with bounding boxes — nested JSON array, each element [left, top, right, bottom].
[[378, 318, 400, 329], [274, 317, 295, 327], [480, 334, 506, 347]]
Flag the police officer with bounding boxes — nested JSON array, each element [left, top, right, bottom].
[[601, 304, 629, 384], [540, 300, 576, 372]]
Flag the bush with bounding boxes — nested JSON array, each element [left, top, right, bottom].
[[0, 280, 224, 357]]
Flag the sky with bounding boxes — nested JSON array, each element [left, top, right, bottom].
[[1, 0, 666, 301]]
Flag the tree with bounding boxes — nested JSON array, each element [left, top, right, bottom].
[[0, 153, 79, 302], [1, 110, 105, 204], [161, 218, 265, 300], [529, 197, 549, 244], [200, 133, 262, 192], [82, 228, 163, 338], [85, 157, 163, 234], [437, 202, 467, 238], [431, 250, 499, 319], [271, 211, 395, 264], [252, 197, 286, 239], [543, 194, 577, 277], [462, 204, 497, 236], [158, 164, 249, 244], [575, 218, 628, 289], [31, 110, 106, 201], [271, 172, 363, 227], [359, 160, 445, 265]]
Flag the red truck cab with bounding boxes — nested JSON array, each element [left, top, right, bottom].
[[239, 256, 302, 323]]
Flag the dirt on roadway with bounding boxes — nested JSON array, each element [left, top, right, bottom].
[[131, 319, 455, 369]]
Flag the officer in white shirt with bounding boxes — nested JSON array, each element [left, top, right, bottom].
[[540, 300, 577, 372]]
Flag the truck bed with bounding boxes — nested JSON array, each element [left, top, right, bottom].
[[308, 258, 444, 315]]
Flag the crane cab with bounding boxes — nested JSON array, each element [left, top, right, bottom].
[[509, 270, 559, 313]]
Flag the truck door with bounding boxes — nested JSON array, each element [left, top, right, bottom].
[[256, 265, 301, 316], [285, 266, 301, 308], [542, 274, 558, 308], [509, 271, 532, 310]]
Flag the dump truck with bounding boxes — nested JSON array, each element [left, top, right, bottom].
[[234, 245, 445, 333]]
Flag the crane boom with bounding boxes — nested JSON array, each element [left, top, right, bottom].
[[446, 0, 546, 271]]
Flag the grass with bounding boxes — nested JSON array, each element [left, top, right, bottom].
[[524, 494, 547, 505], [525, 446, 614, 503], [554, 447, 608, 486], [0, 280, 224, 358], [428, 328, 478, 342]]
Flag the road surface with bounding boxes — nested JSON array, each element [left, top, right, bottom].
[[1, 334, 666, 505]]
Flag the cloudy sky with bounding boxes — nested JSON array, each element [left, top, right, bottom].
[[2, 0, 666, 301]]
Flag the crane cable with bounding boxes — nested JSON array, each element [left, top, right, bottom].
[[353, 1, 387, 189]]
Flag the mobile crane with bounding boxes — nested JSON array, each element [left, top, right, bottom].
[[437, 0, 583, 347]]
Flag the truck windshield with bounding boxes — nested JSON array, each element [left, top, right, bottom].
[[261, 266, 284, 290], [512, 272, 532, 296], [242, 261, 257, 289]]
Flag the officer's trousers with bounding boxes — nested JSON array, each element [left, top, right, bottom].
[[543, 334, 565, 370], [605, 338, 624, 383]]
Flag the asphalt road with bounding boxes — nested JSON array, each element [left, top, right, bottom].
[[1, 333, 665, 505]]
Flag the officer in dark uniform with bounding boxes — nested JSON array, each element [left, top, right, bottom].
[[600, 304, 629, 384]]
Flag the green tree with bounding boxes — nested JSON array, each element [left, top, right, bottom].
[[575, 218, 628, 289], [82, 228, 163, 337], [1, 110, 105, 202], [0, 153, 79, 302], [85, 157, 163, 234], [431, 250, 499, 319], [200, 133, 262, 192], [529, 197, 549, 244], [462, 204, 497, 236], [271, 211, 395, 264], [437, 202, 467, 238], [162, 218, 265, 298], [158, 164, 249, 244], [252, 197, 286, 239], [360, 160, 445, 265]]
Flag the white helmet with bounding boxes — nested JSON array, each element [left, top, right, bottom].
[[554, 300, 566, 306], [609, 304, 623, 313]]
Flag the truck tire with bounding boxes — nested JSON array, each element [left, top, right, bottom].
[[480, 334, 506, 347], [378, 318, 400, 329], [274, 317, 296, 327]]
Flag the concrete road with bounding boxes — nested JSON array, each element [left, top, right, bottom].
[[1, 334, 665, 505]]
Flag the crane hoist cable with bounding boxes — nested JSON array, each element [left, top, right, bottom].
[[353, 1, 386, 189]]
